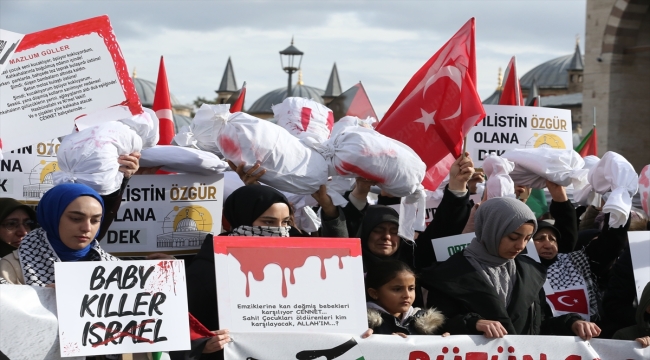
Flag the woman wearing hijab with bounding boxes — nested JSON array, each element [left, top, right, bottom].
[[185, 185, 292, 359], [0, 198, 37, 258], [0, 183, 117, 285], [421, 197, 600, 340]]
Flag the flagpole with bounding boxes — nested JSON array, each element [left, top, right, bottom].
[[462, 136, 467, 157], [593, 107, 596, 128]]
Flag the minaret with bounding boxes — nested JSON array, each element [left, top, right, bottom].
[[215, 57, 238, 104], [322, 62, 342, 105]]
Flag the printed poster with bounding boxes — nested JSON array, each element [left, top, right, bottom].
[[54, 260, 190, 357], [0, 139, 60, 203], [0, 15, 141, 154], [101, 174, 224, 256], [214, 237, 367, 333], [629, 231, 650, 303], [0, 29, 24, 74], [466, 105, 573, 167]]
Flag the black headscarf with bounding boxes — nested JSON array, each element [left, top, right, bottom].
[[356, 205, 413, 270], [0, 198, 37, 257], [223, 185, 292, 228]]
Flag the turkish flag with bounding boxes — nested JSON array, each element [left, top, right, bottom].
[[375, 18, 485, 190], [228, 82, 247, 113], [153, 56, 175, 145], [499, 56, 524, 106], [546, 288, 589, 315]]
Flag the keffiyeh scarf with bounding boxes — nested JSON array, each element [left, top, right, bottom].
[[228, 225, 291, 237], [547, 250, 599, 320]]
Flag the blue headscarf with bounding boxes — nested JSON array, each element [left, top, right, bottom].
[[37, 183, 104, 261]]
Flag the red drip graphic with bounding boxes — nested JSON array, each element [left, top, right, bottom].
[[14, 15, 142, 115], [145, 261, 182, 295], [227, 247, 351, 297]]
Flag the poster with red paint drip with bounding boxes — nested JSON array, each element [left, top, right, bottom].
[[0, 15, 142, 155], [214, 237, 368, 333], [54, 260, 190, 356]]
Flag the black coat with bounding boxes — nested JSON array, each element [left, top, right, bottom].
[[421, 252, 581, 336]]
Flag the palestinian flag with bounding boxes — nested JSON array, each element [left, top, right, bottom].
[[328, 83, 378, 122], [575, 127, 597, 157]]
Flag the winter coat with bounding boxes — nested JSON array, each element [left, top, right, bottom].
[[415, 185, 473, 270], [367, 304, 445, 335], [421, 251, 581, 336], [613, 282, 650, 340]]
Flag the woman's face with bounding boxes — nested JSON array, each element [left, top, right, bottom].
[[533, 228, 559, 260], [368, 271, 416, 318], [367, 222, 400, 257], [252, 203, 290, 227], [0, 209, 34, 247], [58, 196, 103, 250], [498, 223, 534, 259]]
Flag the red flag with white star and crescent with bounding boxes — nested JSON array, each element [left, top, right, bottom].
[[153, 56, 175, 145], [375, 18, 485, 190]]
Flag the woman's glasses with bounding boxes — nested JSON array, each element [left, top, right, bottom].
[[0, 220, 37, 232]]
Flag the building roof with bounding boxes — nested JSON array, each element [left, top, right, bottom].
[[520, 44, 583, 90], [538, 92, 583, 107], [132, 77, 182, 107], [324, 63, 342, 97], [218, 57, 238, 93], [247, 84, 325, 114], [482, 89, 501, 104]]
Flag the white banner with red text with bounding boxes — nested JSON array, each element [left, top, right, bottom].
[[224, 332, 649, 360]]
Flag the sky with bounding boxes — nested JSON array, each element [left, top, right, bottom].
[[0, 0, 587, 118]]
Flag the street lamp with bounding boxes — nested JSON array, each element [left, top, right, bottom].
[[279, 37, 303, 98]]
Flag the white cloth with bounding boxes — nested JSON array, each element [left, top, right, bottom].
[[74, 105, 158, 149], [214, 107, 329, 194], [587, 151, 638, 228], [331, 116, 377, 138], [139, 145, 229, 175], [173, 104, 230, 156], [482, 154, 516, 199], [639, 164, 650, 216], [53, 121, 142, 195], [501, 148, 588, 190], [573, 155, 601, 206], [272, 97, 334, 143]]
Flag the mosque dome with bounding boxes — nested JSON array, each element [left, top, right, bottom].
[[176, 217, 198, 232], [520, 46, 583, 90], [247, 83, 325, 114], [131, 77, 183, 107]]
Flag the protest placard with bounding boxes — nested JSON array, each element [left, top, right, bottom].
[[629, 231, 650, 303], [466, 105, 573, 167], [54, 260, 189, 357], [432, 232, 540, 262], [101, 174, 224, 256], [0, 29, 24, 74], [0, 139, 60, 203], [214, 237, 367, 333], [0, 15, 141, 153]]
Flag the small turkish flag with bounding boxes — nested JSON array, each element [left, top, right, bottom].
[[546, 288, 589, 315], [375, 18, 485, 190], [498, 56, 524, 106], [153, 56, 175, 145]]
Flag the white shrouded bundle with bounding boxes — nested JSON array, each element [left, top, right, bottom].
[[74, 105, 159, 149], [272, 97, 334, 143], [139, 146, 229, 175], [573, 155, 602, 206], [53, 121, 143, 195], [501, 148, 588, 190], [483, 154, 516, 199], [173, 104, 230, 155], [213, 108, 329, 194], [331, 116, 377, 138], [586, 151, 638, 228]]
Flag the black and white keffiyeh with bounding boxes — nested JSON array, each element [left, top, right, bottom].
[[547, 250, 600, 320], [228, 225, 291, 237], [17, 228, 118, 286]]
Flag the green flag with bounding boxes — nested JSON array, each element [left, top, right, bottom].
[[526, 188, 548, 219]]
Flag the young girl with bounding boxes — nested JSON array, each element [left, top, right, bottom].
[[365, 260, 445, 336]]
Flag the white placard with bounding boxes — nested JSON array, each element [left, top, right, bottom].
[[466, 105, 573, 167], [214, 237, 368, 334], [101, 173, 224, 256], [432, 232, 540, 262], [54, 260, 190, 357], [0, 16, 141, 153], [0, 29, 24, 74], [629, 231, 650, 303], [0, 139, 60, 202]]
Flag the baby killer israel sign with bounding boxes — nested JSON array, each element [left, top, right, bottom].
[[54, 260, 190, 357], [0, 140, 60, 203], [214, 237, 367, 334], [101, 173, 224, 256], [0, 15, 141, 153], [466, 105, 573, 167]]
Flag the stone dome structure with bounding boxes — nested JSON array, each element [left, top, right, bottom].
[[247, 83, 325, 116]]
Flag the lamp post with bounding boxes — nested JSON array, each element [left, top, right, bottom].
[[279, 37, 303, 99]]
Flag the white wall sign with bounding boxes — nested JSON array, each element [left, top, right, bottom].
[[466, 105, 573, 167], [629, 231, 650, 303], [214, 237, 367, 334], [0, 15, 141, 154], [101, 173, 224, 256], [54, 260, 190, 357]]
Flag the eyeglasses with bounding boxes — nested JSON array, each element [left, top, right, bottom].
[[0, 220, 37, 232]]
